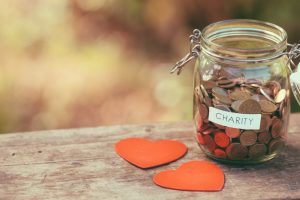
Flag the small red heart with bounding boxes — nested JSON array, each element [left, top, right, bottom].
[[115, 138, 187, 169], [153, 160, 224, 191]]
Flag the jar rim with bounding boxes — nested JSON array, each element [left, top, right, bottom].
[[200, 19, 288, 62]]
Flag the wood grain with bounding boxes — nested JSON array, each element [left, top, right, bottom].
[[0, 114, 300, 200]]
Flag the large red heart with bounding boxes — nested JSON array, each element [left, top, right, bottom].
[[153, 160, 224, 191], [115, 138, 187, 169]]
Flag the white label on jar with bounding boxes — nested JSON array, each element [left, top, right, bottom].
[[208, 107, 261, 130]]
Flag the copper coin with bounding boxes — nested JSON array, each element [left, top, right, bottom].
[[225, 127, 241, 138], [240, 87, 253, 94], [259, 100, 278, 113], [259, 114, 271, 132], [200, 84, 210, 97], [202, 127, 216, 135], [231, 100, 242, 112], [226, 143, 248, 160], [274, 89, 286, 104], [231, 77, 246, 85], [271, 117, 282, 138], [249, 144, 267, 159], [259, 87, 275, 103], [214, 131, 231, 148], [203, 135, 216, 152], [214, 148, 227, 158], [199, 103, 209, 120], [258, 131, 272, 144], [215, 104, 231, 112], [212, 87, 228, 97], [229, 91, 251, 101], [245, 78, 263, 85], [268, 138, 285, 154], [219, 82, 236, 89], [204, 97, 213, 107], [218, 76, 227, 81], [260, 87, 273, 96], [199, 122, 212, 132], [214, 96, 232, 105], [266, 81, 281, 96], [196, 132, 205, 145], [238, 99, 261, 114], [217, 79, 233, 85], [240, 131, 257, 146], [203, 81, 217, 90], [251, 94, 267, 102], [212, 98, 222, 107]]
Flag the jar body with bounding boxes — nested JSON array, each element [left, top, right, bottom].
[[193, 53, 291, 164]]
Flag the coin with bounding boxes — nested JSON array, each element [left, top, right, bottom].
[[266, 81, 281, 97], [260, 87, 272, 96], [217, 79, 233, 85], [258, 131, 272, 144], [204, 97, 213, 107], [203, 135, 216, 152], [238, 99, 261, 114], [216, 104, 231, 111], [245, 78, 263, 85], [259, 100, 278, 113], [240, 131, 257, 146], [214, 148, 227, 158], [196, 132, 205, 145], [203, 81, 217, 90], [248, 144, 267, 159], [200, 84, 210, 97], [214, 96, 232, 105], [259, 115, 271, 132], [231, 100, 242, 112], [219, 82, 236, 89], [226, 143, 248, 160], [251, 94, 267, 102], [212, 87, 228, 97], [225, 127, 240, 138], [259, 87, 275, 103], [199, 103, 209, 120], [214, 131, 231, 148], [212, 98, 222, 107], [202, 127, 216, 135], [229, 91, 251, 101], [217, 78, 236, 89], [271, 117, 282, 138], [268, 138, 285, 154], [274, 89, 286, 103], [218, 76, 227, 81]]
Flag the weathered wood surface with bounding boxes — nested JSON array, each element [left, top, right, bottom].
[[0, 114, 300, 200]]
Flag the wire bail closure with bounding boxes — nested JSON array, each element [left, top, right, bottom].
[[170, 29, 202, 75], [287, 43, 300, 73], [171, 29, 300, 75]]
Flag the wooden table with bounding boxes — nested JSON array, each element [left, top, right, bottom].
[[0, 114, 300, 200]]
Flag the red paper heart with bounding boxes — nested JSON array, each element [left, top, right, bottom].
[[153, 160, 224, 191], [115, 138, 187, 169]]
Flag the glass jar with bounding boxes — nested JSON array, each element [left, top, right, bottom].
[[172, 19, 300, 164]]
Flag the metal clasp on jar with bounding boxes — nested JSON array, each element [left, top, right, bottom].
[[170, 29, 202, 75], [170, 30, 300, 75]]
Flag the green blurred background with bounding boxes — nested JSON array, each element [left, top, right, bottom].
[[0, 0, 299, 133]]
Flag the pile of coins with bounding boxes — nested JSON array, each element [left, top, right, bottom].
[[194, 73, 288, 162]]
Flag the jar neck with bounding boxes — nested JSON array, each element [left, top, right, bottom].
[[200, 19, 288, 64]]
